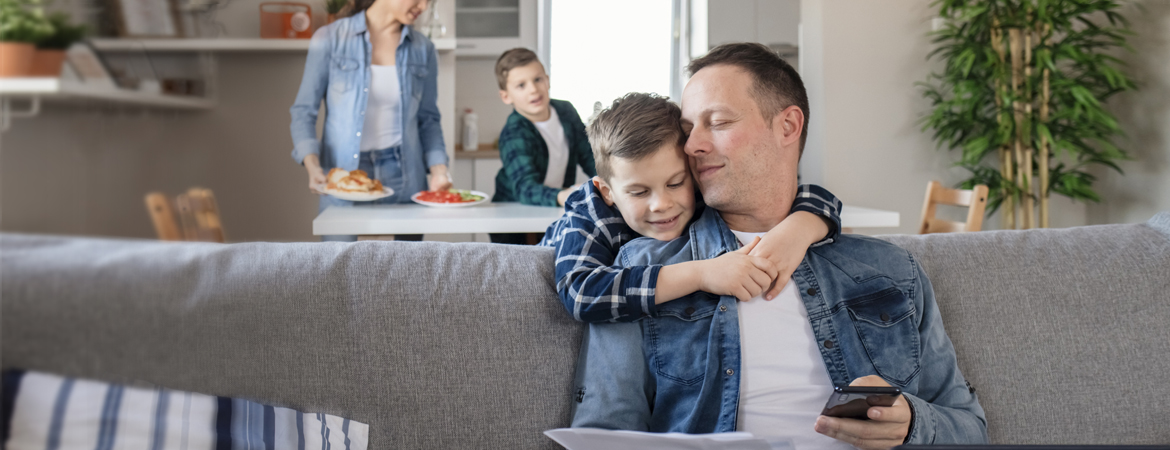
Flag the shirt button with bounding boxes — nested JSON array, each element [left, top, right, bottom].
[[356, 132, 361, 136], [719, 305, 727, 312], [880, 312, 891, 322], [725, 369, 734, 376], [684, 307, 695, 316], [353, 154, 358, 158], [823, 340, 835, 349], [807, 288, 818, 296]]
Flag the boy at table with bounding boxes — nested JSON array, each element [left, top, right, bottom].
[[490, 48, 597, 245]]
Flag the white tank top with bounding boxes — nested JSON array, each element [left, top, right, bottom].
[[359, 65, 404, 151]]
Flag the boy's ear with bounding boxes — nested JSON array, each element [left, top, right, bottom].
[[499, 89, 513, 106], [592, 176, 615, 207]]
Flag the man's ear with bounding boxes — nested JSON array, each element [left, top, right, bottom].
[[499, 89, 513, 106], [774, 105, 804, 148], [592, 176, 616, 207]]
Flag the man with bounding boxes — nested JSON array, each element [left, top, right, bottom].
[[569, 43, 988, 450]]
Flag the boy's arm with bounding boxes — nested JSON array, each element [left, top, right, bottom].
[[750, 184, 844, 299], [564, 103, 598, 177], [547, 186, 661, 322], [499, 125, 563, 206]]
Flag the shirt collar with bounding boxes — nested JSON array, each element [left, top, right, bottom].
[[688, 207, 742, 261], [349, 10, 415, 45]]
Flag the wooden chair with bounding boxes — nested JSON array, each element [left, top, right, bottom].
[[919, 181, 989, 234], [144, 188, 226, 243]]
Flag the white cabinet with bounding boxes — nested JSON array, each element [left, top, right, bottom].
[[454, 0, 538, 57]]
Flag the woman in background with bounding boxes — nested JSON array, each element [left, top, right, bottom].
[[290, 0, 449, 241]]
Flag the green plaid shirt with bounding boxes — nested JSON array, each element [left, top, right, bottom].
[[493, 99, 597, 206]]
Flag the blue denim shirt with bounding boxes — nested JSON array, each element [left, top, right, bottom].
[[290, 12, 447, 196], [571, 206, 988, 445]]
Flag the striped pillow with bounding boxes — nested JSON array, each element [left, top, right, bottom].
[[1, 370, 368, 450]]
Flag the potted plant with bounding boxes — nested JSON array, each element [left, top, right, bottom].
[[31, 12, 83, 76], [0, 0, 53, 77], [920, 0, 1136, 229], [326, 0, 347, 24]]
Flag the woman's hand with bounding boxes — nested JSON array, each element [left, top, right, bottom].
[[428, 164, 453, 192], [303, 154, 326, 195]]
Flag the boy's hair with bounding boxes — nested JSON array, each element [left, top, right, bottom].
[[589, 93, 686, 182], [495, 48, 543, 90], [688, 42, 809, 154]]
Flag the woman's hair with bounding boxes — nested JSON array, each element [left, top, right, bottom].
[[340, 0, 374, 17]]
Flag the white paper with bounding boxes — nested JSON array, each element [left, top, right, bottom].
[[544, 428, 794, 450]]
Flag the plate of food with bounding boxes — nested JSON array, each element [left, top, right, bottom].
[[319, 168, 394, 201], [411, 189, 490, 208]]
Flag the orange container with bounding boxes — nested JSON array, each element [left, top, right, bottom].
[[260, 2, 314, 39]]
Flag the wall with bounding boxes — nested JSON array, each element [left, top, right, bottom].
[[1088, 1, 1170, 225], [454, 57, 514, 148]]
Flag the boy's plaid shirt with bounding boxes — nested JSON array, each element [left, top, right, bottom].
[[539, 183, 844, 323], [492, 99, 597, 206]]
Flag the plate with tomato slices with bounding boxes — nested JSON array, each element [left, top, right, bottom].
[[411, 189, 490, 208]]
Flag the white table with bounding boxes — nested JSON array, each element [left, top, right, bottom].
[[313, 203, 900, 236]]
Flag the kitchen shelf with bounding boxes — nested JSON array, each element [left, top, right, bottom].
[[89, 37, 457, 52], [0, 78, 215, 109]]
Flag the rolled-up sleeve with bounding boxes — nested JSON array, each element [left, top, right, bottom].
[[289, 27, 332, 165], [418, 44, 447, 169]]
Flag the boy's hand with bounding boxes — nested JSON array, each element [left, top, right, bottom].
[[699, 237, 779, 301], [557, 184, 580, 206], [750, 211, 830, 300]]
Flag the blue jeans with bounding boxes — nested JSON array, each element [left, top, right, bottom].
[[319, 147, 422, 242]]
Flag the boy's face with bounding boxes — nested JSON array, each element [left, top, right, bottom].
[[595, 144, 696, 241], [499, 61, 551, 120]]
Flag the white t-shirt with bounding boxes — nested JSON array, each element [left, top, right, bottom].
[[730, 230, 854, 450], [359, 65, 403, 151], [533, 107, 570, 189]]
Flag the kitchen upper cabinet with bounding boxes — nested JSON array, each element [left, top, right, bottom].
[[455, 0, 538, 57]]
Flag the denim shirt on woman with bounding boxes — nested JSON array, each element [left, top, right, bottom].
[[573, 206, 988, 445], [289, 12, 447, 196]]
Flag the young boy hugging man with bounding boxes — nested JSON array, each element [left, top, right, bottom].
[[491, 48, 597, 245], [540, 92, 844, 323]]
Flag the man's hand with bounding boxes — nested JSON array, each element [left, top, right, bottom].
[[696, 237, 779, 301], [303, 154, 326, 195], [815, 375, 912, 450], [750, 211, 830, 300]]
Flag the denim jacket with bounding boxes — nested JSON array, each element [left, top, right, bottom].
[[571, 206, 988, 445], [290, 12, 447, 195]]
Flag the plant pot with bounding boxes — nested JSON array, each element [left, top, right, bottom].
[[0, 42, 37, 78], [29, 49, 67, 77]]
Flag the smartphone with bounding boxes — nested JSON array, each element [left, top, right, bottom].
[[820, 386, 902, 420]]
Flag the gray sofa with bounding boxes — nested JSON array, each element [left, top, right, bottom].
[[3, 213, 1169, 448]]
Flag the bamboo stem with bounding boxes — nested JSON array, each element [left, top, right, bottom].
[[1009, 28, 1025, 229], [1039, 23, 1051, 228], [1022, 25, 1035, 229], [992, 23, 1015, 230]]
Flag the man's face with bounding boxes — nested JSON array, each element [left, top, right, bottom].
[[499, 61, 551, 121], [595, 144, 696, 241], [680, 65, 798, 216]]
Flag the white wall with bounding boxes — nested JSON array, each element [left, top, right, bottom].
[[1088, 1, 1170, 225], [454, 57, 515, 148], [708, 0, 800, 48]]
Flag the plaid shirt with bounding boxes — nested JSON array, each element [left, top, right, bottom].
[[492, 99, 597, 206], [539, 183, 843, 323]]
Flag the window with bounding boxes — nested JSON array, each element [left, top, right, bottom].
[[546, 0, 675, 119]]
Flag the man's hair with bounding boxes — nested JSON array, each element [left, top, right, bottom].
[[495, 48, 543, 90], [687, 42, 810, 153], [589, 93, 687, 182]]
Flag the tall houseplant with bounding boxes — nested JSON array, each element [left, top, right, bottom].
[[31, 13, 85, 76], [920, 0, 1136, 229]]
